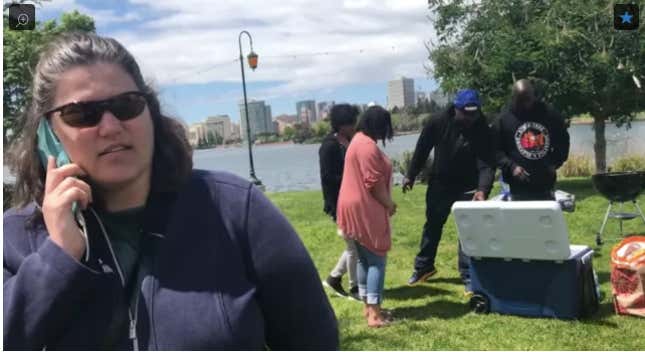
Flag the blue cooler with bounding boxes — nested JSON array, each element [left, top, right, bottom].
[[452, 201, 600, 319], [469, 246, 598, 318]]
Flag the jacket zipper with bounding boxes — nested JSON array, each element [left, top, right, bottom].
[[90, 208, 140, 351]]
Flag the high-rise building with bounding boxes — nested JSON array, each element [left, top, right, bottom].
[[239, 100, 274, 141], [317, 101, 335, 121], [296, 100, 316, 124], [387, 77, 415, 110], [265, 105, 274, 133]]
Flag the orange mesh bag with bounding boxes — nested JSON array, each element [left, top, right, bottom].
[[611, 236, 645, 317]]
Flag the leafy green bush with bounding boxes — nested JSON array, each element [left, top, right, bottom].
[[611, 154, 645, 172], [558, 154, 594, 177], [392, 150, 433, 184]]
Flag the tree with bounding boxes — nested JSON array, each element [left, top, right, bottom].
[[282, 126, 295, 141], [311, 120, 331, 138], [214, 132, 223, 145], [3, 10, 95, 147], [427, 0, 645, 172], [292, 123, 313, 144]]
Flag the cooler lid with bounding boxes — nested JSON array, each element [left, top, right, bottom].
[[452, 201, 572, 260]]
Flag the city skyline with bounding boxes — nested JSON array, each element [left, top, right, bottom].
[[36, 1, 437, 126]]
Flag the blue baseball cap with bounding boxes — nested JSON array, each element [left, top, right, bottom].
[[454, 89, 481, 112]]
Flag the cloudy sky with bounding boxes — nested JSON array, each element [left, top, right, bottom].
[[36, 0, 438, 124]]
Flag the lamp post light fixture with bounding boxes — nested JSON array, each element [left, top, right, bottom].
[[238, 30, 263, 189]]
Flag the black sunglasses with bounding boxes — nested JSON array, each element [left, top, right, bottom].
[[45, 91, 148, 128]]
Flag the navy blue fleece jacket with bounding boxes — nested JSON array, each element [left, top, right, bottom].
[[3, 170, 338, 350]]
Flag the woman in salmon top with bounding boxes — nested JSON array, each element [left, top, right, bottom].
[[336, 105, 395, 328]]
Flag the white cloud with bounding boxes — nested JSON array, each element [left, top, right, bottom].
[[44, 0, 436, 100], [38, 0, 142, 25]]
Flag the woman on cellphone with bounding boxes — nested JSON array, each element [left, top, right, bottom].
[[3, 32, 337, 350]]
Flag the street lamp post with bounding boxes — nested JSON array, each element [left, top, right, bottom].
[[238, 30, 263, 188]]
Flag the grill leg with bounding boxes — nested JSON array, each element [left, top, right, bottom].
[[634, 200, 645, 225], [597, 202, 612, 245]]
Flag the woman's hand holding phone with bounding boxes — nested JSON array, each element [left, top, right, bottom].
[[42, 156, 93, 260]]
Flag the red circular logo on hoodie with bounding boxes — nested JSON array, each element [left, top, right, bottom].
[[514, 122, 550, 160]]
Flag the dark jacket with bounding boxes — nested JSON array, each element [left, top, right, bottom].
[[493, 102, 570, 191], [407, 105, 496, 196], [3, 170, 338, 350], [319, 133, 346, 219]]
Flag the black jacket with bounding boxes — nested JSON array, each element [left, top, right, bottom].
[[319, 133, 346, 219], [407, 105, 496, 196], [493, 102, 570, 191]]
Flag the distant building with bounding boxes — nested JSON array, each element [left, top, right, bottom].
[[296, 100, 316, 124], [317, 101, 335, 121], [204, 115, 232, 143], [187, 115, 233, 147], [265, 105, 275, 133], [188, 122, 207, 147], [239, 100, 274, 141], [230, 122, 241, 141], [274, 114, 297, 134], [387, 77, 415, 110], [274, 114, 297, 124]]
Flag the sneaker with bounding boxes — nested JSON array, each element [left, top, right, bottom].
[[348, 286, 361, 302], [407, 267, 438, 286], [463, 281, 473, 298], [323, 275, 348, 297]]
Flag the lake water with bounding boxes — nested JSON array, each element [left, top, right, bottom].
[[4, 121, 645, 192], [196, 121, 645, 192]]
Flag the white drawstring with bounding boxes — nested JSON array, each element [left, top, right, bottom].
[[75, 209, 90, 262]]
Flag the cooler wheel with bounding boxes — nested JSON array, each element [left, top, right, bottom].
[[469, 293, 490, 314]]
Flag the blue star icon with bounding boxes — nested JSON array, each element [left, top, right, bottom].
[[620, 11, 633, 24]]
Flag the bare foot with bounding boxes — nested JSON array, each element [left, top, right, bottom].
[[366, 304, 391, 328], [367, 314, 390, 328]]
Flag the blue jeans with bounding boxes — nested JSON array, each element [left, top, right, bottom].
[[354, 241, 387, 305]]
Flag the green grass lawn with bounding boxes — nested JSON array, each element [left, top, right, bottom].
[[268, 178, 645, 350]]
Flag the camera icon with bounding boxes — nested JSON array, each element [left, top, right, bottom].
[[8, 3, 35, 31]]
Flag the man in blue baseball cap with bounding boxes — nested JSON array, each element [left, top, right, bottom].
[[402, 89, 496, 295]]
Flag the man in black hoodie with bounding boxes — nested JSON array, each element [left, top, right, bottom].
[[402, 89, 495, 293], [319, 104, 360, 300], [494, 79, 570, 200]]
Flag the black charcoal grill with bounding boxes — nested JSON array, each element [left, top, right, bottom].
[[592, 171, 645, 245]]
